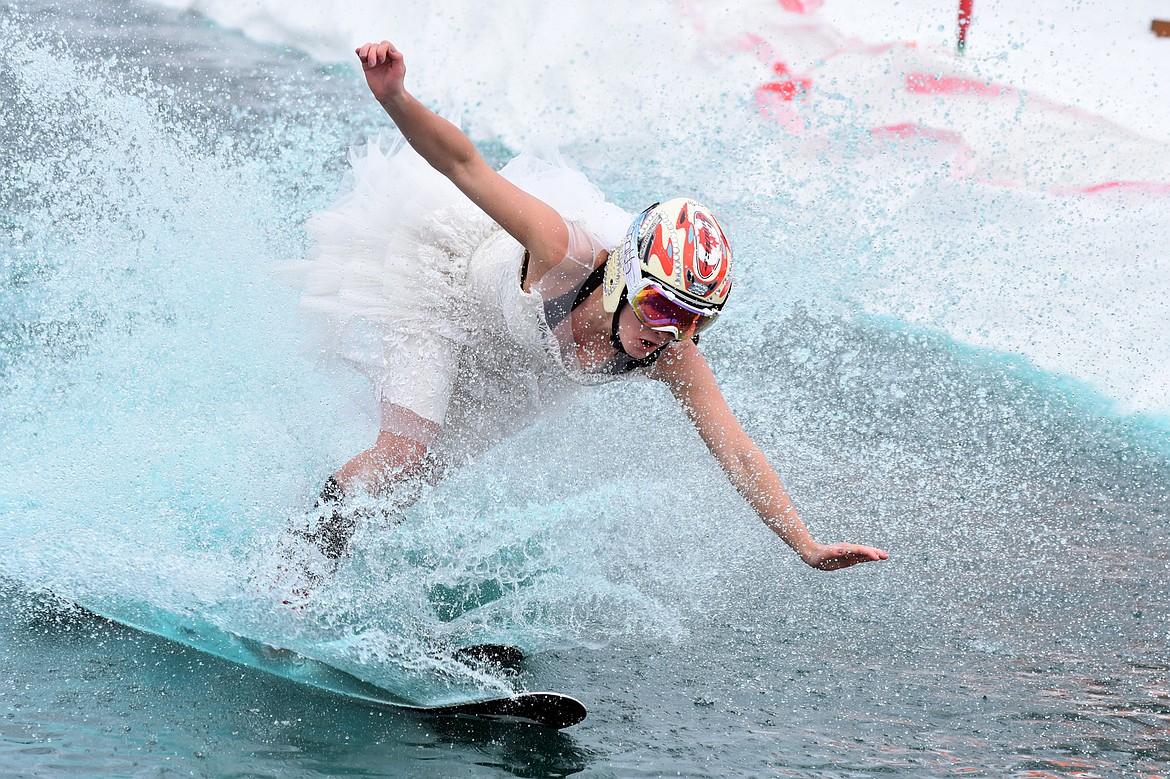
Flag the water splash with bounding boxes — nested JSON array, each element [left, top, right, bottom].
[[0, 22, 712, 704]]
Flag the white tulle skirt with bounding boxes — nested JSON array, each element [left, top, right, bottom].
[[286, 130, 630, 444]]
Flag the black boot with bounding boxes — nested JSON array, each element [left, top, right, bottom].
[[301, 476, 359, 562], [282, 476, 364, 585]]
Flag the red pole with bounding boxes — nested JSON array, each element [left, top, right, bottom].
[[957, 0, 974, 54]]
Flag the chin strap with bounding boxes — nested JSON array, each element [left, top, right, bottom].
[[605, 294, 668, 374], [607, 293, 702, 375], [609, 294, 630, 354]]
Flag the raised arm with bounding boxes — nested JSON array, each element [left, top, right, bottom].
[[355, 40, 568, 267], [653, 342, 888, 571]]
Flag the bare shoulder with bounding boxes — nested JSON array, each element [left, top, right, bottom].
[[523, 217, 605, 286]]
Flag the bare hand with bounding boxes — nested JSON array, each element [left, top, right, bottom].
[[801, 542, 889, 571], [355, 40, 406, 105]]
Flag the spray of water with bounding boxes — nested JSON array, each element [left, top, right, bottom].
[[0, 22, 725, 705], [2, 0, 1168, 710]]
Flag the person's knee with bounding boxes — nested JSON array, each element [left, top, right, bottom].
[[331, 427, 435, 497], [367, 430, 435, 489]]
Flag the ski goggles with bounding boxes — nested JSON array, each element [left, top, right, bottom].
[[621, 207, 721, 340], [627, 280, 720, 340]]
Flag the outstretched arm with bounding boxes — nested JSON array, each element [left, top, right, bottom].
[[355, 41, 568, 268], [653, 342, 888, 570]]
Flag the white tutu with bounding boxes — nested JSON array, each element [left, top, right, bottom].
[[287, 129, 631, 445]]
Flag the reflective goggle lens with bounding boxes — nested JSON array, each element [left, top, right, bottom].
[[629, 283, 718, 340]]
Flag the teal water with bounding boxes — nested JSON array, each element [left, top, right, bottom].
[[2, 1, 1168, 777]]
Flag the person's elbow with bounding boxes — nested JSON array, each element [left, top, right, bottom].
[[713, 437, 767, 488]]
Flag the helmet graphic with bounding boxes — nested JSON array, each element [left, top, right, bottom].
[[603, 198, 733, 338]]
